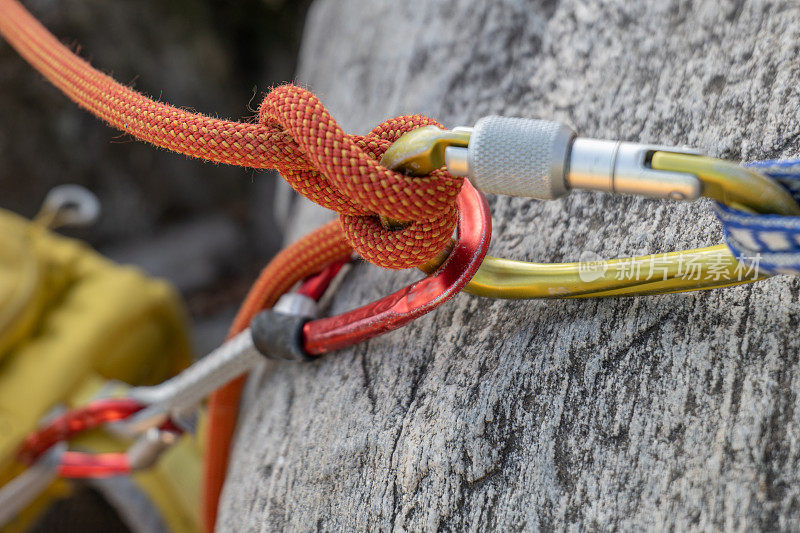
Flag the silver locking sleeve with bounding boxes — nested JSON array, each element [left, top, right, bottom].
[[467, 116, 575, 199]]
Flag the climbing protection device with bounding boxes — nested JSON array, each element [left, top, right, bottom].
[[18, 187, 484, 526], [386, 117, 800, 297], [18, 398, 181, 478]]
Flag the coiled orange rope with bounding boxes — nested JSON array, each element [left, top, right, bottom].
[[0, 0, 464, 530]]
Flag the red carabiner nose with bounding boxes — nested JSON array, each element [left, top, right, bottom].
[[302, 180, 491, 355]]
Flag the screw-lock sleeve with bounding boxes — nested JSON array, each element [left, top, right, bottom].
[[467, 116, 575, 199]]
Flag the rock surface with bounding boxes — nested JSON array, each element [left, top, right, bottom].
[[220, 1, 800, 530]]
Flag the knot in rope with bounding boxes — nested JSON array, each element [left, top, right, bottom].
[[258, 85, 463, 269], [0, 1, 462, 270]]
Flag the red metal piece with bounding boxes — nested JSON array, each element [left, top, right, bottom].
[[58, 451, 132, 478], [296, 257, 350, 300], [19, 397, 181, 478], [302, 180, 491, 355], [18, 398, 145, 465]]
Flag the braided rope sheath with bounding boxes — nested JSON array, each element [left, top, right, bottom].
[[0, 0, 462, 269]]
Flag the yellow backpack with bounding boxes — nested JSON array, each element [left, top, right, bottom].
[[0, 198, 201, 532]]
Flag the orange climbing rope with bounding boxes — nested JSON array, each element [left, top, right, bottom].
[[0, 0, 461, 270], [208, 220, 351, 531], [0, 0, 464, 530]]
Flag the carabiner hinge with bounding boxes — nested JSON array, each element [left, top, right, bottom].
[[566, 139, 703, 201]]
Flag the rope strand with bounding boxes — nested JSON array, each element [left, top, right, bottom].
[[0, 0, 462, 269]]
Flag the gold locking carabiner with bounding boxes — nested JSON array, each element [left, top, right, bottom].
[[385, 125, 800, 298]]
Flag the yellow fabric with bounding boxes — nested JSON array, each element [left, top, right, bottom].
[[0, 209, 199, 531]]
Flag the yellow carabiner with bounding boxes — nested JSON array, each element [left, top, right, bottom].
[[388, 127, 800, 298]]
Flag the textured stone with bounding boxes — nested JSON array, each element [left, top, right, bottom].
[[220, 1, 800, 531]]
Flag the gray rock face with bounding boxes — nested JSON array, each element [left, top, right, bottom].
[[220, 1, 800, 531]]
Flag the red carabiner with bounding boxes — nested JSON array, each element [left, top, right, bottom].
[[302, 180, 491, 355], [18, 398, 145, 466], [18, 398, 180, 478]]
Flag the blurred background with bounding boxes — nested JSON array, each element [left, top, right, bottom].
[[0, 0, 312, 356], [0, 1, 314, 530]]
